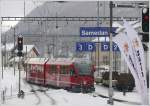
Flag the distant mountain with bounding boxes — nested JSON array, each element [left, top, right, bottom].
[[2, 1, 148, 57]]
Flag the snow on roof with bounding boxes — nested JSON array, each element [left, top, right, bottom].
[[9, 57, 23, 62], [1, 43, 15, 51], [47, 58, 74, 65], [47, 58, 91, 65], [25, 57, 49, 64], [22, 45, 34, 53], [15, 45, 39, 54]]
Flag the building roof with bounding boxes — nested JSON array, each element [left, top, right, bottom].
[[9, 57, 23, 62], [22, 45, 34, 53], [25, 57, 49, 64], [15, 44, 40, 55]]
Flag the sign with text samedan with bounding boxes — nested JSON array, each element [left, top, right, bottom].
[[76, 42, 96, 52], [80, 27, 116, 37], [101, 42, 120, 52]]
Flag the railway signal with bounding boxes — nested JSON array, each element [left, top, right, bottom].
[[142, 8, 149, 32], [17, 36, 23, 57], [17, 35, 24, 98], [17, 36, 23, 51]]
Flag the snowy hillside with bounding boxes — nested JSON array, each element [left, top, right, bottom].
[[2, 1, 148, 56]]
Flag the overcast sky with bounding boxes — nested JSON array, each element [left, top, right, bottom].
[[0, 0, 149, 32], [0, 0, 44, 32]]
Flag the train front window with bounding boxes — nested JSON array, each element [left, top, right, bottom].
[[75, 63, 92, 75]]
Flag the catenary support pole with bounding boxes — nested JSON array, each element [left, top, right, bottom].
[[18, 56, 21, 96], [0, 5, 2, 69], [97, 1, 100, 77], [13, 28, 16, 76], [107, 1, 114, 105]]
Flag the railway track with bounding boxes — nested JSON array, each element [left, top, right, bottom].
[[28, 83, 42, 105], [87, 92, 141, 105], [1, 82, 141, 105]]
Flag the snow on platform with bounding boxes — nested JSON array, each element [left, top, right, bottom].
[[0, 67, 148, 106]]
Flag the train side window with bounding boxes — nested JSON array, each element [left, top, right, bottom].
[[61, 65, 66, 74], [70, 68, 75, 76], [51, 65, 56, 73], [37, 65, 39, 72], [27, 64, 31, 71], [41, 65, 43, 72], [29, 64, 32, 72], [40, 65, 42, 72], [66, 66, 69, 75], [60, 66, 63, 74], [31, 65, 34, 71], [35, 65, 38, 72]]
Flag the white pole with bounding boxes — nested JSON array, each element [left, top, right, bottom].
[[107, 1, 114, 105], [0, 4, 2, 68], [0, 17, 2, 67]]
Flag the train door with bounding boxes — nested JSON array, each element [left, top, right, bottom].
[[59, 65, 70, 87], [26, 64, 31, 81], [56, 65, 60, 86], [47, 65, 56, 86], [34, 64, 38, 83], [69, 65, 79, 87]]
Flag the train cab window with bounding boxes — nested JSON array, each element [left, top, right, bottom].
[[75, 63, 92, 75], [37, 65, 42, 72]]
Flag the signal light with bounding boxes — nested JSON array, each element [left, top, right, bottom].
[[142, 33, 149, 42], [17, 51, 23, 57], [17, 36, 23, 51], [142, 8, 149, 32]]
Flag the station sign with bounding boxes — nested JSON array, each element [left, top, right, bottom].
[[76, 42, 96, 52], [80, 27, 117, 37], [101, 42, 120, 52]]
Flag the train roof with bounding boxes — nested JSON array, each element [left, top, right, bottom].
[[47, 58, 92, 65], [25, 57, 49, 64], [47, 58, 74, 65], [25, 57, 92, 65]]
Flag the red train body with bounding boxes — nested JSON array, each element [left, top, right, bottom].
[[25, 58, 95, 92]]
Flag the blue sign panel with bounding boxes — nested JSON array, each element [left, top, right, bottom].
[[76, 42, 96, 52], [80, 27, 117, 37], [101, 42, 120, 52]]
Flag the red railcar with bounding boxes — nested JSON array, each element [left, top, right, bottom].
[[25, 58, 95, 92], [26, 58, 48, 85]]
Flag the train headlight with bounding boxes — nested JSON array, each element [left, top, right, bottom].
[[83, 81, 87, 85]]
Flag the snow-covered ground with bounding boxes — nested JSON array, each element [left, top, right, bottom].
[[0, 67, 149, 106]]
